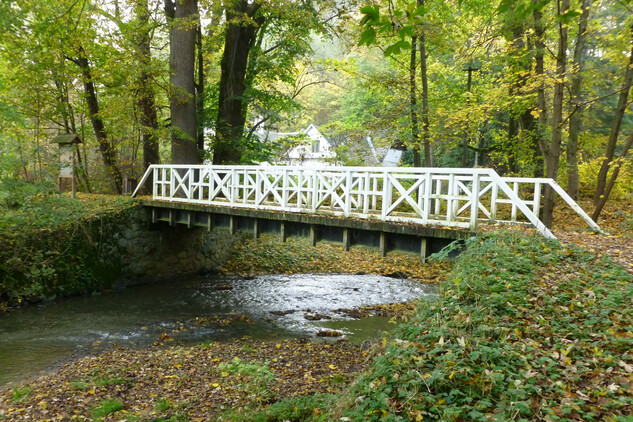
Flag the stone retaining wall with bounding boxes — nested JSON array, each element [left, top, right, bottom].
[[102, 206, 240, 287]]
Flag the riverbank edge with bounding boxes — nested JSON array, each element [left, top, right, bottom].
[[0, 200, 243, 311]]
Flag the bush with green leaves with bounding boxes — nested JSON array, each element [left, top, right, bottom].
[[344, 231, 633, 421]]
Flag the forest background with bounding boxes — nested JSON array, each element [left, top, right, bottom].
[[0, 0, 632, 225]]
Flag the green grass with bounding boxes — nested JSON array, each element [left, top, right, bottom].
[[92, 398, 125, 418], [10, 386, 32, 402]]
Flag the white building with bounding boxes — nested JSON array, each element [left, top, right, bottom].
[[256, 123, 336, 167]]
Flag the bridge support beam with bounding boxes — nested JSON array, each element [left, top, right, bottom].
[[421, 238, 429, 262], [379, 232, 387, 257], [342, 228, 350, 251], [229, 215, 235, 235], [280, 222, 287, 243], [309, 225, 317, 247], [253, 219, 260, 239]]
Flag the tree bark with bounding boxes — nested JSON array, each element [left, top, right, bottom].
[[213, 0, 264, 164], [533, 0, 547, 178], [410, 35, 421, 167], [542, 0, 569, 228], [134, 0, 160, 173], [167, 0, 199, 164], [592, 131, 633, 222], [196, 21, 205, 152], [592, 24, 633, 219], [418, 3, 432, 167], [567, 0, 591, 200], [74, 46, 123, 194]]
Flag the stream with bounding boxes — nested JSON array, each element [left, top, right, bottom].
[[0, 273, 436, 387]]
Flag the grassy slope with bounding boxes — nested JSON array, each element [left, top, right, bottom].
[[340, 232, 633, 421]]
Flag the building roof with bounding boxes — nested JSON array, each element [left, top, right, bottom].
[[51, 134, 82, 145]]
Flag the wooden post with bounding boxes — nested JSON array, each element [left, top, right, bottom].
[[379, 232, 387, 257], [280, 222, 287, 243], [342, 228, 350, 251], [169, 209, 174, 226], [253, 218, 259, 239], [229, 215, 235, 235], [420, 237, 429, 262], [152, 208, 157, 224], [186, 211, 192, 229], [207, 213, 212, 232], [309, 225, 317, 246]]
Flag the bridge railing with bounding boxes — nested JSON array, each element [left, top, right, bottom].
[[132, 165, 603, 239]]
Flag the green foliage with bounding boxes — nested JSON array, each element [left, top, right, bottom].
[[0, 194, 137, 306], [344, 231, 633, 420], [219, 394, 336, 422], [218, 357, 274, 401], [10, 386, 32, 403], [92, 398, 125, 418]]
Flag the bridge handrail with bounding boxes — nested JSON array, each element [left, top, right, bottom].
[[132, 165, 603, 239]]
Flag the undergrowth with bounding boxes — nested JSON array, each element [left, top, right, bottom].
[[0, 193, 136, 307], [340, 231, 633, 421]]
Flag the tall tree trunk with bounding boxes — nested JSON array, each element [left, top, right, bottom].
[[506, 17, 526, 174], [592, 24, 633, 219], [74, 47, 123, 194], [410, 35, 421, 167], [167, 0, 199, 164], [213, 0, 263, 164], [567, 0, 591, 200], [592, 131, 633, 222], [134, 0, 160, 173], [542, 0, 569, 228], [533, 0, 547, 178], [418, 2, 432, 167], [196, 22, 205, 151]]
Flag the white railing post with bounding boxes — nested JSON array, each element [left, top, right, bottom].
[[282, 168, 289, 209], [490, 182, 498, 222], [469, 173, 480, 231], [533, 182, 542, 217], [381, 171, 391, 218], [423, 172, 431, 223], [311, 170, 319, 212], [344, 169, 352, 216]]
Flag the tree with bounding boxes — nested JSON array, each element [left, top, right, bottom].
[[133, 0, 161, 173], [165, 0, 200, 164], [592, 23, 633, 221], [213, 0, 264, 164], [566, 0, 591, 200]]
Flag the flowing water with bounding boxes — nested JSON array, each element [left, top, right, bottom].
[[0, 273, 436, 387]]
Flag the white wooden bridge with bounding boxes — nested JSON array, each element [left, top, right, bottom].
[[132, 165, 601, 240]]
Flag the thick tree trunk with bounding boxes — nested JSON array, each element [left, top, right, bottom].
[[419, 21, 432, 166], [567, 0, 591, 200], [213, 0, 263, 164], [134, 0, 160, 173], [592, 24, 633, 219], [542, 0, 569, 228], [410, 35, 421, 167], [533, 1, 547, 178], [196, 23, 205, 151], [168, 0, 199, 164], [506, 18, 526, 174], [75, 47, 123, 194]]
